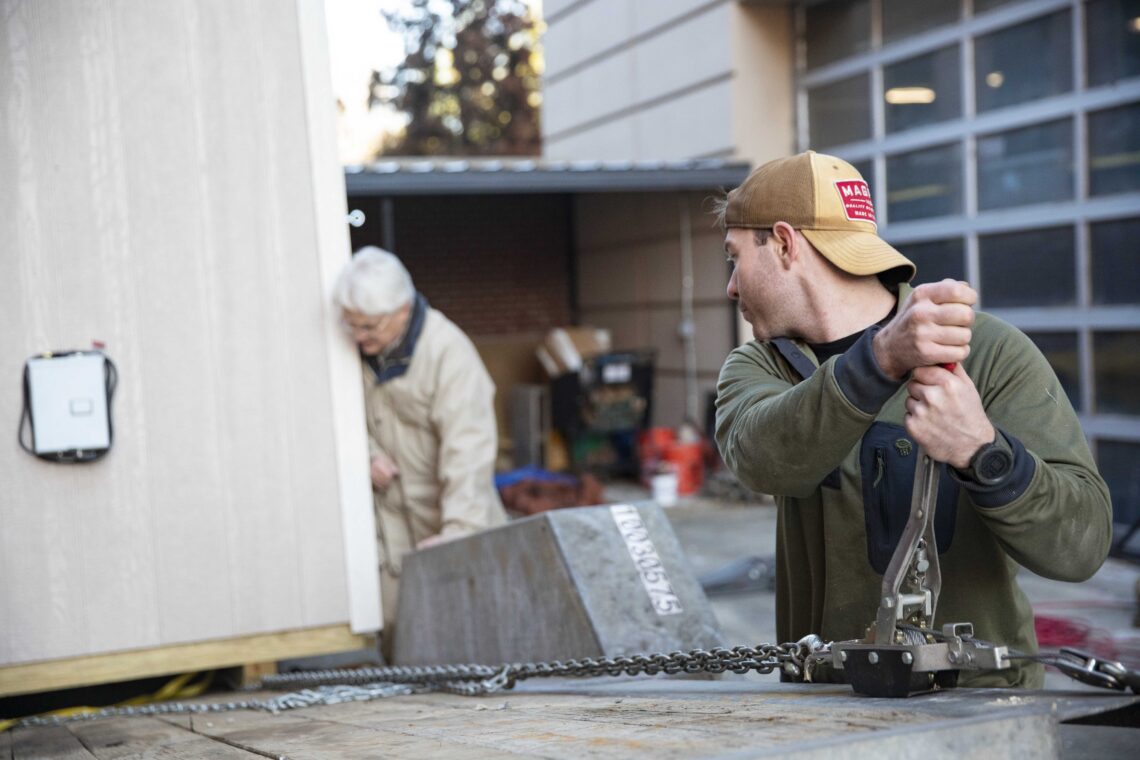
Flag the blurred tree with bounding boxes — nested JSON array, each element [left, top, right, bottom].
[[370, 0, 543, 157]]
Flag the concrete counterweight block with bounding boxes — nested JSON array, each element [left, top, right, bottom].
[[393, 502, 725, 666]]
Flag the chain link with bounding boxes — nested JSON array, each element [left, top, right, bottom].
[[7, 637, 831, 730]]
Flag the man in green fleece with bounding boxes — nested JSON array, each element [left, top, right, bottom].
[[714, 151, 1112, 688]]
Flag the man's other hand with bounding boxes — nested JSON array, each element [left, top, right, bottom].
[[904, 363, 995, 469], [370, 452, 400, 491], [873, 279, 977, 381]]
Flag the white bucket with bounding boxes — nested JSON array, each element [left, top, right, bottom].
[[650, 469, 679, 508]]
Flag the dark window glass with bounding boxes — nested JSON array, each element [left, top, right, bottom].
[[977, 119, 1074, 210], [850, 159, 875, 204], [1094, 331, 1140, 415], [884, 46, 962, 133], [886, 143, 963, 222], [808, 75, 872, 148], [978, 227, 1076, 307], [806, 0, 871, 70], [894, 238, 965, 285], [1024, 331, 1081, 411], [1088, 0, 1140, 86], [975, 11, 1072, 113], [882, 0, 960, 44], [1090, 218, 1140, 305], [1089, 102, 1140, 196], [1097, 440, 1140, 528], [974, 0, 1020, 11]]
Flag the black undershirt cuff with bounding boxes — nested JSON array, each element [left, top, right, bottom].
[[833, 325, 903, 415]]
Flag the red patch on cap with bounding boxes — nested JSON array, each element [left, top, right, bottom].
[[834, 180, 876, 226]]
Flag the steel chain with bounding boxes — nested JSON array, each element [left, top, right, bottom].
[[8, 637, 831, 729]]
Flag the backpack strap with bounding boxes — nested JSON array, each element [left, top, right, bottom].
[[771, 337, 840, 489], [771, 337, 818, 380]]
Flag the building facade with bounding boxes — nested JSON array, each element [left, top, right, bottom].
[[541, 0, 1140, 534]]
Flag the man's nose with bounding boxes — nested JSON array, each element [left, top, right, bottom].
[[726, 271, 738, 300]]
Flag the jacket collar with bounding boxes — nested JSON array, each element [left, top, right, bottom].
[[364, 292, 428, 385]]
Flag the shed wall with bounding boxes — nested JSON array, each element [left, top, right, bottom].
[[0, 0, 378, 667]]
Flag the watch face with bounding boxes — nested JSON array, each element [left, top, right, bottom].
[[976, 446, 1013, 484]]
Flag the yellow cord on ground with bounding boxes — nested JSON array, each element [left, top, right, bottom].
[[0, 671, 214, 733]]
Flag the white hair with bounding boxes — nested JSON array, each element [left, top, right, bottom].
[[333, 246, 415, 315]]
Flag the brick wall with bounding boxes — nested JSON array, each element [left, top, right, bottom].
[[348, 194, 574, 337]]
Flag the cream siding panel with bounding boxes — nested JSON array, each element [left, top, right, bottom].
[[543, 1, 633, 80], [631, 0, 725, 36], [0, 0, 373, 666], [633, 2, 732, 104], [544, 0, 585, 21], [544, 118, 638, 161], [548, 52, 636, 137], [634, 79, 735, 159], [541, 74, 580, 138]]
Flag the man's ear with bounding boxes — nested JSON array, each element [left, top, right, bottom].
[[772, 221, 798, 269]]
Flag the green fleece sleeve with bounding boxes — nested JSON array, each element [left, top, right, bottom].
[[715, 331, 901, 497], [967, 319, 1112, 582]]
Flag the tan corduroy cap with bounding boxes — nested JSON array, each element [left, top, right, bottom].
[[725, 151, 915, 283]]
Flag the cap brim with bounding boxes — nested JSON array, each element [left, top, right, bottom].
[[801, 228, 916, 283]]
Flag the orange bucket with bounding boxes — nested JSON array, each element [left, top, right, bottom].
[[663, 442, 704, 495]]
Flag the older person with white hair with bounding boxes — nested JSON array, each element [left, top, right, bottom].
[[334, 246, 506, 660]]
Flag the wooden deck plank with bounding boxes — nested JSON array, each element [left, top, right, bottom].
[[66, 717, 203, 759], [188, 709, 518, 759], [9, 726, 96, 760]]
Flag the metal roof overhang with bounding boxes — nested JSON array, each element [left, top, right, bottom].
[[344, 158, 751, 196]]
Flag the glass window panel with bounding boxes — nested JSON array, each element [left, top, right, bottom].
[[806, 0, 871, 70], [1088, 102, 1140, 196], [974, 0, 1020, 12], [886, 143, 963, 222], [977, 119, 1074, 210], [978, 227, 1076, 307], [882, 0, 960, 44], [1094, 331, 1140, 415], [1024, 331, 1081, 411], [1097, 440, 1140, 529], [850, 159, 875, 204], [884, 46, 962, 133], [1091, 217, 1140, 305], [1087, 0, 1140, 86], [893, 238, 966, 285], [975, 11, 1072, 113], [808, 74, 872, 148]]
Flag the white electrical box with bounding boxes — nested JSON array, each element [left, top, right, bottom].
[[26, 352, 111, 454]]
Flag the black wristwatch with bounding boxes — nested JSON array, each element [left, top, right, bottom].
[[954, 435, 1014, 487]]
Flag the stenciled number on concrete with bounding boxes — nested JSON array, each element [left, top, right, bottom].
[[610, 504, 684, 616]]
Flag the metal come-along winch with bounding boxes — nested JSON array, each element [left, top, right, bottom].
[[830, 432, 1012, 697]]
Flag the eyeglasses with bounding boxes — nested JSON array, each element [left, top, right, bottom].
[[341, 313, 397, 336]]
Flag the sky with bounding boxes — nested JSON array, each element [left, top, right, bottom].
[[324, 0, 409, 164]]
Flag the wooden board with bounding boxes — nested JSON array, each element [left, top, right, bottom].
[[0, 626, 369, 697]]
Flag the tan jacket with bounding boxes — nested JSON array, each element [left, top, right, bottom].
[[364, 307, 506, 634]]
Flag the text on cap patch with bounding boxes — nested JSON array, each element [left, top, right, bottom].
[[834, 180, 877, 226]]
